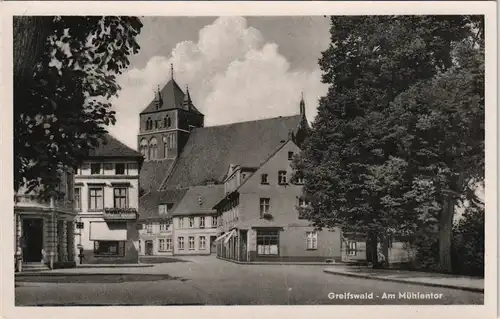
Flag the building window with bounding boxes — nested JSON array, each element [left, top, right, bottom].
[[295, 176, 305, 185], [140, 139, 148, 160], [113, 188, 127, 208], [159, 239, 166, 251], [212, 216, 218, 228], [115, 163, 126, 175], [94, 241, 125, 257], [159, 222, 168, 232], [139, 240, 141, 253], [158, 204, 168, 215], [90, 163, 101, 175], [188, 236, 195, 250], [74, 187, 81, 211], [306, 231, 318, 250], [259, 198, 270, 217], [178, 237, 184, 250], [261, 174, 269, 184], [166, 238, 172, 251], [146, 117, 152, 130], [189, 217, 195, 228], [179, 218, 184, 229], [288, 151, 294, 160], [199, 236, 206, 250], [169, 134, 176, 148], [199, 216, 205, 228], [278, 171, 287, 184], [149, 137, 158, 159], [146, 223, 152, 234], [257, 230, 279, 255], [347, 241, 357, 256], [88, 187, 103, 210]]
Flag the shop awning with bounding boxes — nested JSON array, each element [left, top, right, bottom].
[[215, 232, 231, 242], [224, 229, 237, 244]]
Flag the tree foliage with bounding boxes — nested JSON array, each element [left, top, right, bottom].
[[294, 16, 484, 268], [14, 16, 143, 200]]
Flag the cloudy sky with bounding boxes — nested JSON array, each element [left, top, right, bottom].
[[108, 16, 331, 149]]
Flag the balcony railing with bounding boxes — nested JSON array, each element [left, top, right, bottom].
[[103, 207, 139, 220]]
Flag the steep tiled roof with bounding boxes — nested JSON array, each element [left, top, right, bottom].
[[161, 115, 303, 189], [139, 159, 176, 193], [88, 133, 142, 158], [173, 185, 224, 216], [140, 79, 202, 115], [138, 188, 188, 221]]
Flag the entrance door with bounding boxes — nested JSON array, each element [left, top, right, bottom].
[[22, 218, 44, 262], [145, 240, 153, 256], [210, 236, 217, 254], [239, 230, 248, 261]]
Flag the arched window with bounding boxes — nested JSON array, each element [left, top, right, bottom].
[[140, 139, 148, 160], [146, 117, 152, 130], [167, 117, 172, 127], [149, 137, 158, 160]]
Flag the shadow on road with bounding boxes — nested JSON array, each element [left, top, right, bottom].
[[16, 274, 189, 284]]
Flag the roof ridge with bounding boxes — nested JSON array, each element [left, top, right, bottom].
[[193, 114, 301, 131]]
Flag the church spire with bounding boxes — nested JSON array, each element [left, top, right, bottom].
[[299, 92, 305, 116], [171, 63, 174, 80], [154, 85, 163, 109]]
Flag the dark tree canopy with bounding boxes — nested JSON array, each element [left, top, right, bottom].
[[14, 16, 143, 200], [294, 15, 484, 269]]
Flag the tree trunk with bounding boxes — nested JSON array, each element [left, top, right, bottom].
[[366, 232, 378, 264], [439, 197, 456, 272], [13, 16, 52, 89]]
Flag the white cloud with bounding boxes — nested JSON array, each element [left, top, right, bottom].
[[109, 16, 328, 149]]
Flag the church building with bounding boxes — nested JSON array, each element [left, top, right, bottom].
[[138, 67, 342, 262]]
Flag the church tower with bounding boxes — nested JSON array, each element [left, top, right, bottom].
[[137, 64, 204, 162]]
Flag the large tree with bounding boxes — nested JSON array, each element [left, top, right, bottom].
[[294, 16, 478, 264], [14, 16, 143, 200]]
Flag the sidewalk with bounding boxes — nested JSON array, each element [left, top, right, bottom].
[[324, 266, 484, 293]]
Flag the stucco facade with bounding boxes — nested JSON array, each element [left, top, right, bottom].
[[172, 215, 218, 255], [14, 171, 78, 271], [74, 136, 142, 264], [215, 140, 342, 263]]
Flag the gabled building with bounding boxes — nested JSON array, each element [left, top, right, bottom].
[[171, 185, 224, 255], [213, 138, 342, 262], [138, 189, 186, 256], [74, 134, 143, 264], [14, 170, 78, 271]]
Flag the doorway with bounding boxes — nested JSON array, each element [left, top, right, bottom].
[[145, 240, 154, 256], [210, 236, 217, 254], [22, 218, 44, 262]]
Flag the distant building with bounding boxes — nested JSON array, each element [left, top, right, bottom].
[[213, 139, 342, 262], [14, 170, 78, 271], [74, 134, 143, 264], [136, 71, 340, 262], [171, 185, 223, 255]]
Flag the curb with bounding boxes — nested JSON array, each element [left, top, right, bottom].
[[323, 269, 484, 293], [76, 264, 154, 268], [15, 271, 157, 277], [217, 256, 343, 266]]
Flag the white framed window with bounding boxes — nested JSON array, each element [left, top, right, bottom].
[[158, 204, 168, 215], [88, 187, 104, 210], [306, 231, 318, 250], [178, 237, 184, 250], [199, 236, 206, 250], [159, 222, 168, 232], [113, 188, 128, 208], [159, 238, 167, 251], [347, 241, 357, 256], [257, 230, 279, 255], [74, 187, 81, 211], [278, 171, 287, 184], [288, 151, 294, 160], [212, 216, 217, 228], [179, 218, 184, 229], [115, 163, 126, 175], [259, 198, 270, 217], [166, 238, 172, 251], [189, 217, 195, 228], [261, 174, 269, 184], [199, 216, 205, 228], [188, 236, 195, 250], [146, 223, 153, 234]]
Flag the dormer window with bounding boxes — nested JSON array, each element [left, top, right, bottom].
[[288, 151, 294, 160], [158, 204, 168, 215], [115, 163, 125, 175], [278, 171, 287, 185], [90, 163, 101, 175]]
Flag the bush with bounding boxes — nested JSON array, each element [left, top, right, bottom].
[[451, 205, 484, 277]]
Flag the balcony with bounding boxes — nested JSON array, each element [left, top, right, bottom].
[[103, 207, 139, 220]]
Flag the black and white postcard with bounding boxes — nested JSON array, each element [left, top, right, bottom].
[[0, 1, 497, 319]]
